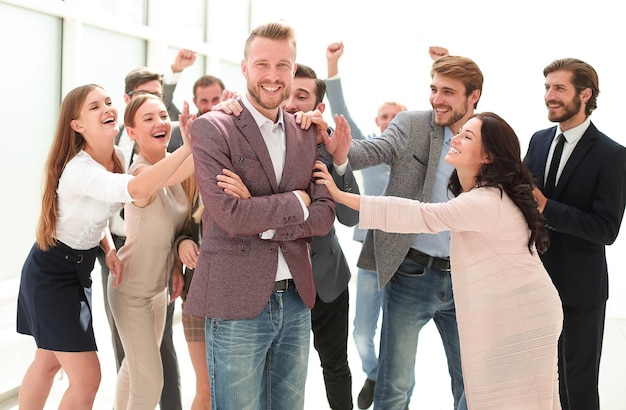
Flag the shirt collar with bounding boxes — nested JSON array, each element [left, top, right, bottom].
[[242, 95, 285, 131], [444, 126, 454, 145], [558, 117, 590, 144]]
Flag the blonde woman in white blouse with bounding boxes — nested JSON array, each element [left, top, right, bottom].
[[16, 84, 192, 410]]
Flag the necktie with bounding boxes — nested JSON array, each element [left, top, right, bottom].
[[544, 133, 565, 198]]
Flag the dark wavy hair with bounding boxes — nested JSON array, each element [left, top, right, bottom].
[[447, 112, 549, 254]]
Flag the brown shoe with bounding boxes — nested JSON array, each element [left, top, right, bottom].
[[357, 379, 375, 409]]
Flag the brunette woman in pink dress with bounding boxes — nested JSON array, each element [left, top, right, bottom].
[[315, 112, 563, 409]]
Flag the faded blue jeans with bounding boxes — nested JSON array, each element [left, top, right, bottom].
[[374, 257, 464, 409], [353, 267, 383, 381], [354, 267, 416, 401], [205, 285, 311, 410]]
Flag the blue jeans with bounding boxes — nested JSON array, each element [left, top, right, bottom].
[[374, 257, 464, 410], [355, 268, 417, 398], [205, 286, 311, 410], [353, 267, 383, 381]]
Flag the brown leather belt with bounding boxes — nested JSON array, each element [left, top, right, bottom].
[[406, 248, 451, 272], [273, 279, 294, 292]]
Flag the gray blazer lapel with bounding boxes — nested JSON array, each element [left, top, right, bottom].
[[422, 118, 445, 200]]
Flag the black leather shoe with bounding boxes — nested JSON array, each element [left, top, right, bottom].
[[357, 379, 375, 409]]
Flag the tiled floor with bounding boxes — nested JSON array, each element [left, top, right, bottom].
[[2, 222, 626, 409]]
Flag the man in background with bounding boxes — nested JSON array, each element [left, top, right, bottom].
[[325, 41, 407, 409], [524, 58, 626, 410], [283, 63, 359, 410]]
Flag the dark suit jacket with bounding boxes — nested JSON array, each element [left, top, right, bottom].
[[310, 161, 359, 303], [184, 104, 336, 319], [524, 122, 626, 305], [163, 81, 181, 121], [167, 123, 183, 153]]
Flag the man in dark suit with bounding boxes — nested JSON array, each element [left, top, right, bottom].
[[184, 22, 336, 410], [282, 63, 358, 409], [524, 58, 626, 410]]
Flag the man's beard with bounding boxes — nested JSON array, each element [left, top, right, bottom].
[[548, 97, 582, 123], [435, 103, 469, 128], [248, 83, 290, 111]]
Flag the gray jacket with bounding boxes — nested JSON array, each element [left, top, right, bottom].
[[324, 77, 389, 243], [321, 110, 445, 288], [310, 160, 359, 302]]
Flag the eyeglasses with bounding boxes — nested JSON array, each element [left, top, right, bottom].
[[127, 90, 163, 99]]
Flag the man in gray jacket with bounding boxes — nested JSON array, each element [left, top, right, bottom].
[[284, 63, 359, 410], [319, 53, 484, 410]]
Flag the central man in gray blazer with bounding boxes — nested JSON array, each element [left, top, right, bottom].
[[184, 22, 336, 410], [212, 63, 360, 409]]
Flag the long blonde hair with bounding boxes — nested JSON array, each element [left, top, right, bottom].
[[36, 84, 124, 250], [181, 174, 201, 232]]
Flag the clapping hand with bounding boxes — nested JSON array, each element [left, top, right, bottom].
[[179, 101, 197, 147]]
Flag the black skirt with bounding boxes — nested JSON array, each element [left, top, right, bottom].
[[17, 241, 99, 352]]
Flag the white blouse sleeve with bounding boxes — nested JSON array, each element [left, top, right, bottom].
[[60, 152, 134, 203], [359, 187, 502, 234]]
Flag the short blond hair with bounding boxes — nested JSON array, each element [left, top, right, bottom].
[[244, 21, 296, 59]]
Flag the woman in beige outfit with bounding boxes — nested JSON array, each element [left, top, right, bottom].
[[108, 95, 195, 409], [315, 112, 563, 409]]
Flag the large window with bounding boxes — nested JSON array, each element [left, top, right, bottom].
[[0, 0, 238, 285], [81, 25, 146, 111], [0, 3, 62, 282], [0, 0, 233, 398], [92, 0, 147, 24]]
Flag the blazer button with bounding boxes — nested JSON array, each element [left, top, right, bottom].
[[281, 245, 287, 252]]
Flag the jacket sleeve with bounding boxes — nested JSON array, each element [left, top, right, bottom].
[[325, 77, 367, 141], [162, 81, 181, 121], [359, 188, 501, 234], [272, 179, 337, 241], [191, 115, 312, 237], [271, 157, 358, 239], [543, 144, 626, 245], [333, 161, 359, 227]]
